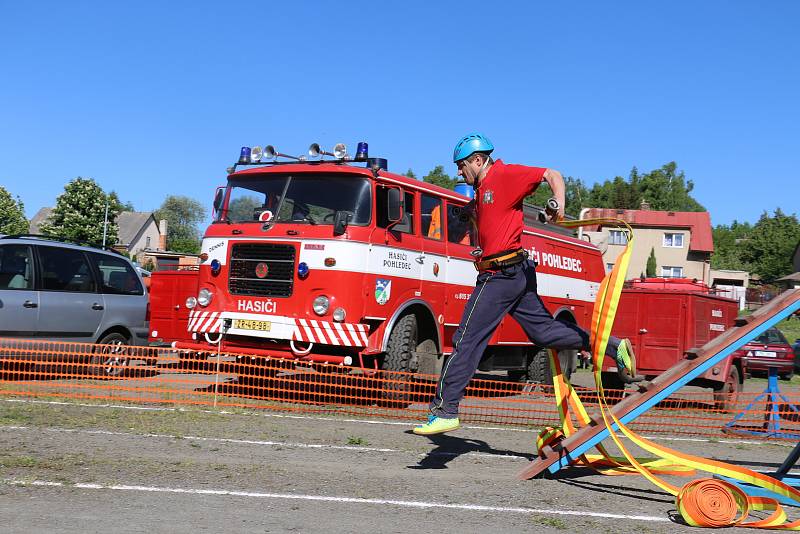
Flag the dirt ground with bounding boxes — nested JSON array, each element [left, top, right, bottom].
[[1, 397, 798, 533]]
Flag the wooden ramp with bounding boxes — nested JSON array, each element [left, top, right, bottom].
[[517, 289, 800, 480]]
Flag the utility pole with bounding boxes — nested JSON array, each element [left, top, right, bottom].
[[102, 199, 109, 248]]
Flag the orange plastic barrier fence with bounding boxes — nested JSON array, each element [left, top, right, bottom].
[[1, 337, 798, 440]]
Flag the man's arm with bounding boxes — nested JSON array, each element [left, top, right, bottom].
[[543, 168, 566, 222]]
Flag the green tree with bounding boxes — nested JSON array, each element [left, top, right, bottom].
[[404, 169, 417, 180], [646, 247, 657, 277], [526, 176, 590, 218], [155, 195, 207, 253], [423, 165, 456, 190], [638, 162, 704, 212], [0, 186, 29, 235], [711, 220, 752, 271], [39, 177, 122, 246], [739, 209, 800, 282]]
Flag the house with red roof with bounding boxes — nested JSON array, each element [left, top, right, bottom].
[[580, 206, 714, 284]]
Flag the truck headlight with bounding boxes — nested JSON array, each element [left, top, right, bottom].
[[197, 288, 213, 307], [186, 297, 197, 309], [313, 295, 330, 316], [332, 307, 346, 322]]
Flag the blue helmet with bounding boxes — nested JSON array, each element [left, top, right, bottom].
[[453, 133, 494, 163]]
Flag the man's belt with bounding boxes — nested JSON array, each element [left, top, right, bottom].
[[474, 248, 528, 271]]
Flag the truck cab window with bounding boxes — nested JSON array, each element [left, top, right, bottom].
[[377, 187, 415, 234], [446, 204, 474, 246], [421, 194, 442, 240]]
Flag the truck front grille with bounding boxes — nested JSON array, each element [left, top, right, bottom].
[[228, 243, 295, 297]]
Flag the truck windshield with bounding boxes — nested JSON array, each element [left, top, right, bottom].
[[219, 173, 372, 225]]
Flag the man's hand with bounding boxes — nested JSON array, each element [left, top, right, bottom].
[[543, 169, 566, 222]]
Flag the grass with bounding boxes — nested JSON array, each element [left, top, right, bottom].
[[346, 436, 368, 446], [778, 318, 800, 344], [531, 515, 567, 530]]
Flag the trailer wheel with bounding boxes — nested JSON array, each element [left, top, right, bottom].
[[713, 366, 741, 412], [780, 370, 794, 381], [380, 314, 419, 406]]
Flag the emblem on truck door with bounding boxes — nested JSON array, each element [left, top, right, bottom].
[[375, 278, 392, 305]]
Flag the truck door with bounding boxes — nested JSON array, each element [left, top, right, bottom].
[[367, 188, 423, 315], [419, 193, 446, 322], [442, 201, 476, 352], [0, 244, 39, 337], [638, 293, 684, 374], [35, 245, 105, 342]]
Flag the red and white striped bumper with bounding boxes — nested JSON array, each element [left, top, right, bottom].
[[186, 310, 370, 347]]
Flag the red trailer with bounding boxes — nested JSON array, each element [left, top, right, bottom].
[[603, 278, 743, 409]]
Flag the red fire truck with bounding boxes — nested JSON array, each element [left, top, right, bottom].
[[602, 277, 743, 409], [148, 142, 608, 383]]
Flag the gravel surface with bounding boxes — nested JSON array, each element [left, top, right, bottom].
[[1, 399, 798, 533]]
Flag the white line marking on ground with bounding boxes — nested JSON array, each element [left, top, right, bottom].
[[0, 425, 529, 461], [3, 479, 669, 522], [2, 397, 790, 448]]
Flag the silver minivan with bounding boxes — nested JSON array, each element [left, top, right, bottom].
[[0, 235, 150, 376]]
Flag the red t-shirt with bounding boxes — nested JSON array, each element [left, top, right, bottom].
[[474, 160, 546, 258]]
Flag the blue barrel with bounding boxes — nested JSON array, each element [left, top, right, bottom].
[[454, 180, 474, 199]]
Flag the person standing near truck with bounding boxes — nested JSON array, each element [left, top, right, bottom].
[[413, 133, 635, 435]]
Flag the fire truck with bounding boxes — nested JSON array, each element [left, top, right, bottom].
[[148, 142, 608, 384]]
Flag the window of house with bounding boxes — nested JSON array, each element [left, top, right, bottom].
[[608, 230, 628, 245], [661, 266, 683, 278], [421, 194, 442, 240], [146, 236, 151, 249], [606, 263, 614, 273], [663, 233, 684, 248]]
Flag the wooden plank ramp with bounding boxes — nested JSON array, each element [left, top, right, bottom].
[[517, 289, 800, 480]]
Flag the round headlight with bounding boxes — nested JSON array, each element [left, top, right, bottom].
[[312, 295, 330, 316], [333, 307, 346, 322], [197, 288, 213, 307], [250, 145, 263, 163], [185, 296, 197, 309]]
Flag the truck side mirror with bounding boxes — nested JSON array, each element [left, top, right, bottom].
[[213, 187, 225, 218], [387, 187, 403, 223], [333, 210, 352, 236]]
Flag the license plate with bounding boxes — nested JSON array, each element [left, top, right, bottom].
[[754, 350, 777, 357], [234, 319, 271, 332]]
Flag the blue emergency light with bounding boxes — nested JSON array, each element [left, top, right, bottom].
[[239, 146, 251, 164], [355, 142, 368, 161], [210, 259, 222, 276], [297, 262, 309, 279]]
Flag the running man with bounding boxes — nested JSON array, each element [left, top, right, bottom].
[[413, 133, 635, 435]]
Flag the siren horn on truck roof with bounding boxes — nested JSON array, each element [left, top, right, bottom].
[[264, 145, 304, 162], [308, 143, 335, 159]]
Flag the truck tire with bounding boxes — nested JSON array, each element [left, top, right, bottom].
[[713, 365, 741, 412], [600, 371, 625, 399], [380, 314, 419, 405], [526, 348, 574, 385]]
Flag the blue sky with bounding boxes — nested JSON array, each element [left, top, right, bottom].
[[1, 1, 797, 226]]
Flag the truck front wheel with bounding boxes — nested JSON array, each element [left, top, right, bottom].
[[713, 365, 741, 412], [380, 314, 420, 405]]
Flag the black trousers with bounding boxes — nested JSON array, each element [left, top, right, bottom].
[[429, 260, 622, 418]]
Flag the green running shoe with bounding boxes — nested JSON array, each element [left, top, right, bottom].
[[412, 415, 460, 436], [615, 338, 636, 376]]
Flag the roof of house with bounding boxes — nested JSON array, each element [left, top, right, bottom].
[[776, 272, 800, 282], [582, 208, 714, 253], [28, 207, 53, 234], [117, 212, 157, 246]]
